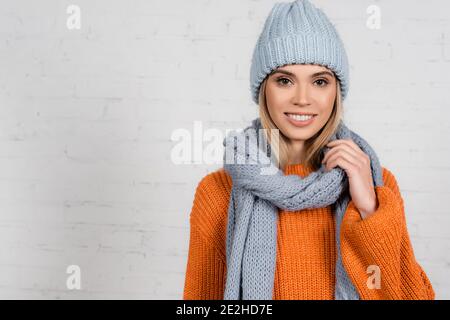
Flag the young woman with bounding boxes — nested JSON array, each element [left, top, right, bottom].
[[183, 0, 435, 300]]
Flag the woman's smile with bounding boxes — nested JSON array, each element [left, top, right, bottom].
[[284, 112, 318, 127]]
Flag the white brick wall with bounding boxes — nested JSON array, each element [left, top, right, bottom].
[[0, 0, 449, 299]]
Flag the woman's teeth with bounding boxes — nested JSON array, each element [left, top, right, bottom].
[[286, 113, 315, 121]]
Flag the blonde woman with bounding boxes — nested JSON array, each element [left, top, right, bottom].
[[183, 0, 434, 300]]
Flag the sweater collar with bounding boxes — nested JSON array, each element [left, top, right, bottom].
[[283, 163, 314, 177]]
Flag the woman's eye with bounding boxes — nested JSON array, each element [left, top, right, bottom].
[[276, 77, 292, 86], [314, 79, 328, 87]]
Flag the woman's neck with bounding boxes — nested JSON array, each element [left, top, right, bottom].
[[287, 140, 305, 165]]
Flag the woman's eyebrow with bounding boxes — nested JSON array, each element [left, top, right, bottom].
[[271, 69, 334, 78], [310, 71, 335, 78]]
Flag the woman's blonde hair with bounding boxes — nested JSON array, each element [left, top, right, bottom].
[[258, 74, 343, 172]]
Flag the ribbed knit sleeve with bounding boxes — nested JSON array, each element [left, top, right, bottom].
[[183, 171, 231, 300], [340, 168, 435, 300]]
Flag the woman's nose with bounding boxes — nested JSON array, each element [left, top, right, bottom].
[[292, 84, 311, 105]]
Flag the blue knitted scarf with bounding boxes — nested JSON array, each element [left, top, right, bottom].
[[222, 117, 384, 300]]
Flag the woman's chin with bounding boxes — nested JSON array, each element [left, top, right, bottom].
[[284, 133, 311, 142], [282, 127, 314, 140]]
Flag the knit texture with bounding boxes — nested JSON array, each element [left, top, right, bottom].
[[220, 117, 382, 300], [183, 165, 435, 300], [250, 0, 350, 104]]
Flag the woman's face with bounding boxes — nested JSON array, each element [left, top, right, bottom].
[[264, 64, 337, 142]]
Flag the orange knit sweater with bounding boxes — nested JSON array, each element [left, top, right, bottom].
[[183, 164, 435, 300]]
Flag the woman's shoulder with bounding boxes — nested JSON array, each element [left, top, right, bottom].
[[189, 168, 232, 227], [381, 166, 400, 191], [380, 166, 403, 203], [196, 168, 233, 197]]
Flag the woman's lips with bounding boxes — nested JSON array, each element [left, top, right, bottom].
[[285, 113, 317, 127]]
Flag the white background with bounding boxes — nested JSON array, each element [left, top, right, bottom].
[[0, 0, 449, 299]]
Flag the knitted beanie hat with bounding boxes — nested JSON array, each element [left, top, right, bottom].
[[250, 0, 350, 105]]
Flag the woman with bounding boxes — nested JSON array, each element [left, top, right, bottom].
[[183, 0, 434, 300]]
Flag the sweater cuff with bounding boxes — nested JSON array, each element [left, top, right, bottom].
[[342, 185, 405, 247]]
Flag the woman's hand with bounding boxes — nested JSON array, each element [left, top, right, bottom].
[[321, 139, 379, 219]]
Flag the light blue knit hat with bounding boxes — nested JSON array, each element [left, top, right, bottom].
[[250, 0, 350, 105]]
